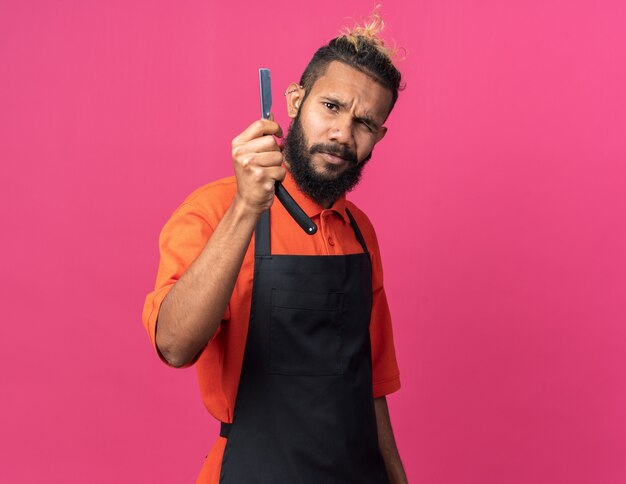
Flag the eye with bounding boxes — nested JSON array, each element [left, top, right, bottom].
[[357, 119, 375, 133], [323, 102, 338, 111]]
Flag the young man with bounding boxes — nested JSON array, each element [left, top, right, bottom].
[[143, 16, 407, 484]]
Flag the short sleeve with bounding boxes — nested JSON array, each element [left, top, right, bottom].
[[141, 201, 229, 363]]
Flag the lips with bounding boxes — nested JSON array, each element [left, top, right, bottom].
[[319, 151, 348, 165]]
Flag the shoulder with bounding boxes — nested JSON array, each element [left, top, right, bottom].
[[175, 176, 238, 229], [184, 175, 237, 209], [345, 200, 380, 254], [345, 201, 378, 241]]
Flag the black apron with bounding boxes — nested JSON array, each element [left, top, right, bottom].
[[219, 208, 389, 483]]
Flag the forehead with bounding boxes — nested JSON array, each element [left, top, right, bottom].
[[308, 61, 393, 120]]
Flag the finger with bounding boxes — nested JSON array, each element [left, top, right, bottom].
[[236, 151, 284, 171], [248, 151, 284, 168], [232, 119, 283, 145], [268, 113, 283, 138], [265, 165, 287, 183], [240, 135, 282, 154]]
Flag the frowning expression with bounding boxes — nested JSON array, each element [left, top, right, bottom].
[[286, 61, 392, 178]]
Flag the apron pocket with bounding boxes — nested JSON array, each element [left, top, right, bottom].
[[268, 288, 344, 376]]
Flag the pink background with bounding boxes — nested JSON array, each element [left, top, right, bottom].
[[1, 1, 625, 483]]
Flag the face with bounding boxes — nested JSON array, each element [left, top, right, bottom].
[[283, 61, 392, 206]]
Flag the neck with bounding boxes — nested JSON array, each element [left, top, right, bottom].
[[319, 198, 334, 209]]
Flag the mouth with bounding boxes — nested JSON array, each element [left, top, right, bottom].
[[319, 151, 348, 166]]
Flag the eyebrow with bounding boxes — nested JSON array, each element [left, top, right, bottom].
[[322, 96, 380, 130]]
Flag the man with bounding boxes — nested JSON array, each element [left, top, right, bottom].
[[142, 15, 407, 484]]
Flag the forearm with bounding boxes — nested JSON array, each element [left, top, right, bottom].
[[156, 194, 259, 367], [374, 396, 408, 484]]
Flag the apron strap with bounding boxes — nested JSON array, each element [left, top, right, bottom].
[[254, 210, 271, 257], [345, 207, 369, 253]]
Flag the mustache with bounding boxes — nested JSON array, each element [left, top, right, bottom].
[[309, 143, 358, 165]]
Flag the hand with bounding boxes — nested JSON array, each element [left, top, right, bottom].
[[231, 115, 287, 215]]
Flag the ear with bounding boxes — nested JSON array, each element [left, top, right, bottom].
[[375, 126, 388, 143], [284, 83, 305, 119]]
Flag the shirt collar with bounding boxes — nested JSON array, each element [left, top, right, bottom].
[[282, 169, 350, 224]]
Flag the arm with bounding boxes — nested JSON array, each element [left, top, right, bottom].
[[156, 118, 285, 367], [375, 396, 408, 484], [155, 198, 258, 367]]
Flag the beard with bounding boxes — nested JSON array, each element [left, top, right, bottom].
[[282, 113, 372, 206]]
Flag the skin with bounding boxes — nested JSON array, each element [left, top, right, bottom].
[[375, 396, 409, 484], [155, 60, 407, 482], [284, 61, 390, 202]]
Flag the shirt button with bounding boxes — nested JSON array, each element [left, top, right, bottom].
[[328, 237, 335, 246]]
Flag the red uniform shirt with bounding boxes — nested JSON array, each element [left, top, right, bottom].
[[142, 171, 401, 482]]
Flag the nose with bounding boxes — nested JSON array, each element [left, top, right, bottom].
[[328, 116, 354, 147]]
